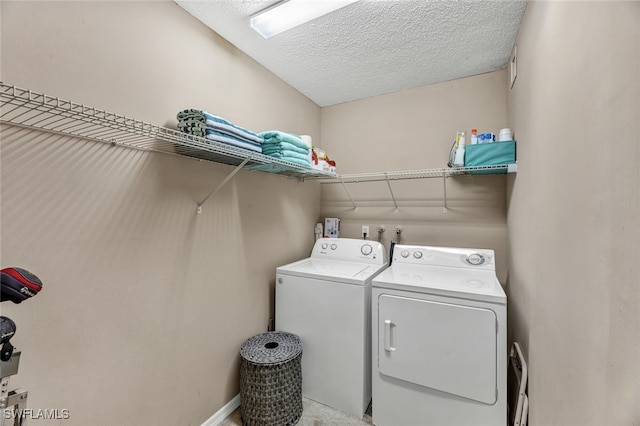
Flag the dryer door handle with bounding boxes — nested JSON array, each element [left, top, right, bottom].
[[384, 320, 396, 352]]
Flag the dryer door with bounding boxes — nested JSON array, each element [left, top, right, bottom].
[[377, 294, 497, 404]]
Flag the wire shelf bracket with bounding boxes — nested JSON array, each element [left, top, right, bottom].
[[340, 178, 358, 212], [384, 173, 399, 213], [442, 173, 449, 213], [196, 157, 251, 214]]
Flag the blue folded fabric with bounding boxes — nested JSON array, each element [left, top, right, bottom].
[[205, 133, 261, 153], [177, 109, 264, 145], [177, 126, 262, 153], [259, 131, 308, 150]]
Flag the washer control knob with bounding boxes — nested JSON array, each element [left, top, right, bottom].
[[330, 244, 337, 250], [321, 243, 328, 249], [361, 244, 373, 256], [400, 250, 410, 258], [413, 251, 423, 259], [466, 253, 485, 265]]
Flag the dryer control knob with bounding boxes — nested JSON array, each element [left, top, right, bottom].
[[321, 243, 328, 249], [330, 244, 337, 250], [361, 244, 373, 256], [413, 251, 423, 259], [400, 250, 410, 258]]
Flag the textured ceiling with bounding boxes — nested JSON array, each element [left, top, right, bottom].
[[176, 0, 527, 107]]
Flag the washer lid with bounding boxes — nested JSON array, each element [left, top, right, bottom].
[[277, 258, 387, 285], [373, 264, 506, 304]]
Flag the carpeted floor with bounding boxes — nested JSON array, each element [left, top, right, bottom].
[[219, 397, 373, 426]]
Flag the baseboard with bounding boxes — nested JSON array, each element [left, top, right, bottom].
[[201, 394, 240, 426]]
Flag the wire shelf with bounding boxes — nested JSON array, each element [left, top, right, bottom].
[[0, 81, 516, 215], [306, 164, 516, 184], [0, 82, 335, 180]]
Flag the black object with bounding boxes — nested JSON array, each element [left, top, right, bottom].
[[389, 240, 396, 266], [0, 316, 16, 362], [1, 267, 43, 304]]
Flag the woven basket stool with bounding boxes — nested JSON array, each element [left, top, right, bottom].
[[239, 331, 303, 426]]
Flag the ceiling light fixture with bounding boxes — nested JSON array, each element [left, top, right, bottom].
[[250, 0, 359, 39]]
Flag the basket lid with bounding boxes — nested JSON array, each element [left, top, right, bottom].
[[240, 331, 302, 365]]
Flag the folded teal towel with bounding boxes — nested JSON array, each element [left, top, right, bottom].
[[262, 149, 310, 163], [259, 131, 308, 150], [262, 141, 309, 156]]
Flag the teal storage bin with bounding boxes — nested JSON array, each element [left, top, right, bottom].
[[464, 140, 516, 174]]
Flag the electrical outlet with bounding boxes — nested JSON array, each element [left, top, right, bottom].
[[395, 225, 403, 234], [362, 225, 370, 236]]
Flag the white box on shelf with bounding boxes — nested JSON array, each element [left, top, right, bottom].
[[324, 218, 340, 238]]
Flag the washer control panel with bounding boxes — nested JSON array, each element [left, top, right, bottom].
[[465, 253, 486, 266], [312, 238, 386, 265], [320, 242, 339, 251], [392, 245, 495, 270], [361, 244, 373, 256]]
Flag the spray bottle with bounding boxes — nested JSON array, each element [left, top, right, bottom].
[[453, 131, 466, 167]]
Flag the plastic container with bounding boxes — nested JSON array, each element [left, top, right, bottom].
[[478, 133, 495, 144], [470, 129, 478, 145], [453, 131, 466, 167], [498, 128, 513, 142]]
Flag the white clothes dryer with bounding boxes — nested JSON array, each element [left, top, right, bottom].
[[371, 245, 507, 426], [276, 237, 387, 418]]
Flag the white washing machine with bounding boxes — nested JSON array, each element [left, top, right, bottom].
[[276, 237, 387, 418], [371, 245, 507, 426]]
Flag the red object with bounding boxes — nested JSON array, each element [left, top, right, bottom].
[[1, 267, 43, 303]]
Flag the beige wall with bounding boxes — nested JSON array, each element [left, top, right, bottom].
[[507, 1, 640, 425], [320, 71, 511, 282], [1, 2, 321, 425]]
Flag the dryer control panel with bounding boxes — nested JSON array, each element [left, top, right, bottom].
[[393, 245, 495, 270], [311, 238, 386, 265]]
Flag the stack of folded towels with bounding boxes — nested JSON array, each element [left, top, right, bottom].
[[177, 109, 264, 153], [258, 131, 311, 168]]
